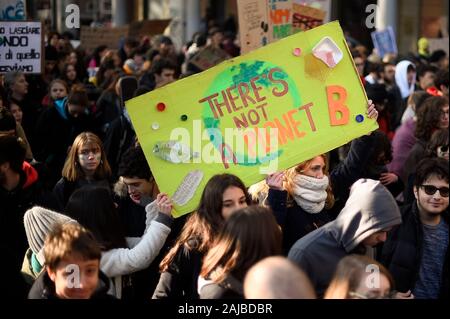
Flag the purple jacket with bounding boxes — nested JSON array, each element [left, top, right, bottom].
[[388, 118, 417, 179]]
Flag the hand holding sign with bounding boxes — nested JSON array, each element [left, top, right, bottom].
[[126, 21, 378, 216]]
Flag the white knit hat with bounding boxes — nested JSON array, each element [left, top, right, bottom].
[[23, 206, 77, 265]]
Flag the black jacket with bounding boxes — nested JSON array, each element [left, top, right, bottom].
[[267, 135, 376, 253], [103, 115, 136, 180], [0, 163, 56, 272], [34, 105, 95, 187], [28, 269, 115, 299], [199, 273, 244, 299], [153, 239, 204, 299], [380, 202, 449, 298], [53, 177, 111, 211]]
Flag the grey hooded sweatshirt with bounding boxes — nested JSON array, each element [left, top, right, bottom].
[[288, 179, 402, 296]]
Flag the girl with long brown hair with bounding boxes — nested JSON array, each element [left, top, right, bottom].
[[198, 206, 282, 299], [53, 132, 111, 210], [152, 173, 252, 299]]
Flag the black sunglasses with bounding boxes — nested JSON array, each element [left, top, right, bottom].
[[420, 185, 450, 197]]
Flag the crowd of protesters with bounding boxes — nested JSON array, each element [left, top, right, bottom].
[[0, 20, 448, 300]]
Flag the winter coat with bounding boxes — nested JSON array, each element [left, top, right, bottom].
[[0, 162, 56, 271], [113, 183, 188, 300], [103, 114, 136, 180], [380, 202, 449, 299], [95, 91, 122, 136], [32, 202, 173, 299], [198, 273, 244, 299], [28, 269, 115, 299], [53, 177, 111, 211], [34, 101, 95, 186], [387, 118, 417, 179], [99, 201, 173, 298], [288, 179, 402, 297], [267, 135, 376, 253], [402, 139, 427, 183], [152, 238, 204, 299]]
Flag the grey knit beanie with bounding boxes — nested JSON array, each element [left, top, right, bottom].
[[23, 206, 77, 260]]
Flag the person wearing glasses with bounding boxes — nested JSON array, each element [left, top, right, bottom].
[[403, 128, 449, 204], [381, 157, 449, 299]]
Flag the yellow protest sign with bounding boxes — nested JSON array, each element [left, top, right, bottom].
[[126, 21, 378, 217]]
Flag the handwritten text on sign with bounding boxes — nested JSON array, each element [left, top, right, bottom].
[[0, 21, 42, 74], [126, 22, 377, 216]]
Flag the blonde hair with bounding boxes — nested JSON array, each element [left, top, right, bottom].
[[324, 255, 394, 299], [249, 154, 334, 209], [62, 132, 111, 182]]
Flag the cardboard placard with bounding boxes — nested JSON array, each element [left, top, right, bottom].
[[0, 21, 43, 74], [427, 37, 449, 56], [80, 19, 171, 53], [237, 0, 271, 54], [126, 21, 377, 216], [371, 27, 398, 58], [269, 0, 293, 42], [292, 3, 326, 32], [80, 25, 129, 52], [0, 0, 26, 20], [189, 45, 230, 71], [128, 19, 171, 38]]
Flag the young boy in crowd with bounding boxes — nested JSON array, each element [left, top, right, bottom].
[[28, 223, 115, 299]]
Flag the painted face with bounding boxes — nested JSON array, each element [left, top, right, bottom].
[[440, 105, 449, 129], [78, 144, 101, 174], [361, 228, 391, 247], [9, 103, 23, 123], [47, 256, 99, 299], [221, 186, 248, 220], [352, 273, 391, 299], [414, 175, 449, 215], [122, 176, 153, 204], [437, 144, 449, 161], [300, 156, 326, 179], [50, 82, 68, 100]]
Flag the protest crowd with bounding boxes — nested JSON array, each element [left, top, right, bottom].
[[0, 8, 449, 301]]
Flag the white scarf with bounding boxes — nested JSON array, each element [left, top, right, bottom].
[[292, 174, 329, 214]]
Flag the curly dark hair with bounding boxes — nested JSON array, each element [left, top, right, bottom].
[[415, 96, 449, 141], [117, 146, 152, 180], [425, 128, 449, 157], [414, 157, 449, 187]]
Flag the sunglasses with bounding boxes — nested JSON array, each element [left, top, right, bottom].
[[420, 185, 450, 197]]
